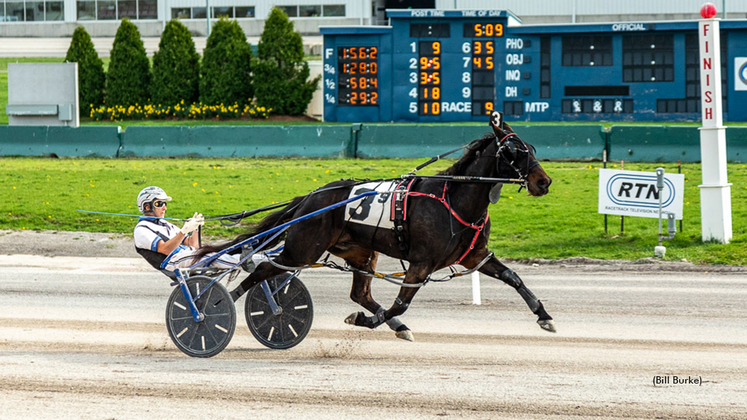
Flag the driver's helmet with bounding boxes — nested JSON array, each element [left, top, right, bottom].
[[137, 186, 172, 214]]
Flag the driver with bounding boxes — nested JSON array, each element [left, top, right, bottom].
[[133, 186, 257, 273]]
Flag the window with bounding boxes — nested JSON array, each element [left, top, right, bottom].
[[77, 0, 95, 20], [211, 6, 233, 18], [97, 0, 116, 20], [172, 7, 189, 19], [299, 5, 320, 17], [25, 1, 44, 21], [235, 6, 254, 18], [46, 1, 63, 20], [278, 6, 297, 17], [323, 5, 344, 17], [562, 36, 612, 67], [118, 0, 136, 19], [74, 0, 157, 20], [171, 6, 256, 19], [622, 34, 674, 82], [7, 2, 24, 21], [138, 0, 155, 19], [0, 0, 62, 21], [192, 7, 206, 18]]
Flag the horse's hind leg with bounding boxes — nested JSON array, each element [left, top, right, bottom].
[[467, 254, 556, 333], [333, 248, 412, 339]]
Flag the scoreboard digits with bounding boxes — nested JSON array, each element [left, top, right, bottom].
[[464, 22, 504, 38], [322, 12, 515, 122], [338, 46, 379, 106], [419, 41, 441, 115], [471, 39, 496, 116]]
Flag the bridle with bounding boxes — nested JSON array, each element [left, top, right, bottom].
[[495, 132, 539, 192], [400, 134, 537, 188]]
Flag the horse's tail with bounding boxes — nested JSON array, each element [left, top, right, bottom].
[[193, 195, 308, 260]]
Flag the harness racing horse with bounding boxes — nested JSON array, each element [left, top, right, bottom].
[[198, 112, 555, 341]]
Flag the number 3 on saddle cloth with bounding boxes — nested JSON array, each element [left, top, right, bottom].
[[344, 179, 415, 258]]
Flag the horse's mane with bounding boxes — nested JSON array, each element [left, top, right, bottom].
[[438, 133, 496, 176]]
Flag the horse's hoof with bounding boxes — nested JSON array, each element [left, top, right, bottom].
[[395, 330, 414, 342], [344, 313, 357, 325], [537, 319, 556, 333], [344, 312, 360, 325]]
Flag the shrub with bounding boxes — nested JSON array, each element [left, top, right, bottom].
[[107, 19, 150, 106], [151, 20, 200, 106], [199, 18, 253, 106], [64, 26, 106, 113], [254, 7, 319, 115]]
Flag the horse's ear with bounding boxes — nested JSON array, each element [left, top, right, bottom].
[[503, 121, 515, 134], [489, 111, 505, 137]]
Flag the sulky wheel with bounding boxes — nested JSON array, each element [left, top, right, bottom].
[[245, 273, 314, 349], [165, 276, 236, 358]]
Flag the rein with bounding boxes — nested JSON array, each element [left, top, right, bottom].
[[403, 132, 535, 188]]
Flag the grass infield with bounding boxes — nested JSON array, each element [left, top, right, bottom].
[[1, 157, 745, 265]]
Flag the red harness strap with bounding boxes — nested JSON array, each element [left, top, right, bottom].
[[407, 183, 489, 266]]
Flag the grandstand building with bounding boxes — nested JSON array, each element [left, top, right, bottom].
[[1, 0, 746, 37]]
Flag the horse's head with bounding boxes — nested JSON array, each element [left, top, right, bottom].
[[490, 112, 552, 197]]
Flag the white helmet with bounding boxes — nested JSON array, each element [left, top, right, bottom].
[[137, 186, 172, 214]]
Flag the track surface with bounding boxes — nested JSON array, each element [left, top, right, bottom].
[[1, 254, 746, 419]]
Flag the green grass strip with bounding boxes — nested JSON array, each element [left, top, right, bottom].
[[1, 157, 745, 265]]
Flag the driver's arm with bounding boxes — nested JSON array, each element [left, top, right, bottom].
[[157, 213, 203, 255], [183, 228, 200, 248], [157, 232, 189, 255]]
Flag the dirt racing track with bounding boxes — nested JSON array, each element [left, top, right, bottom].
[[1, 240, 746, 419]]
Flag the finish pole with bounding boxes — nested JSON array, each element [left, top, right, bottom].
[[698, 3, 732, 243]]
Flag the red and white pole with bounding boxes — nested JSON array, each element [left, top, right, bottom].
[[698, 3, 732, 243]]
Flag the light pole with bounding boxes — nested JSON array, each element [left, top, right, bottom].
[[206, 0, 211, 36]]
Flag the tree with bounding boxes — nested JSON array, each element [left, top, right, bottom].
[[199, 18, 253, 105], [107, 19, 150, 106], [254, 7, 319, 115], [64, 26, 106, 113], [151, 20, 200, 106]]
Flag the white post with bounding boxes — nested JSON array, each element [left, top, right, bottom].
[[471, 272, 481, 305], [698, 3, 732, 244]]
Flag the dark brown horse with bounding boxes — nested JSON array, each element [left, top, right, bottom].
[[198, 112, 555, 340]]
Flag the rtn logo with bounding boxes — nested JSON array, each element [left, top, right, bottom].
[[617, 182, 660, 200], [606, 174, 676, 208]]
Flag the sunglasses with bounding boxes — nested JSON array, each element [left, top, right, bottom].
[[153, 200, 168, 208]]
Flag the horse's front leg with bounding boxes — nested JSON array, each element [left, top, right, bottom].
[[465, 253, 556, 333]]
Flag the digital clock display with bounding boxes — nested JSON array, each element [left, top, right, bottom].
[[463, 23, 504, 38], [338, 46, 379, 106]]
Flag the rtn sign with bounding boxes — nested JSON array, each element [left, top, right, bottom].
[[598, 169, 685, 220]]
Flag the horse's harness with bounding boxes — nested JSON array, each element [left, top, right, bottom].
[[262, 133, 538, 288], [391, 132, 536, 266]]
